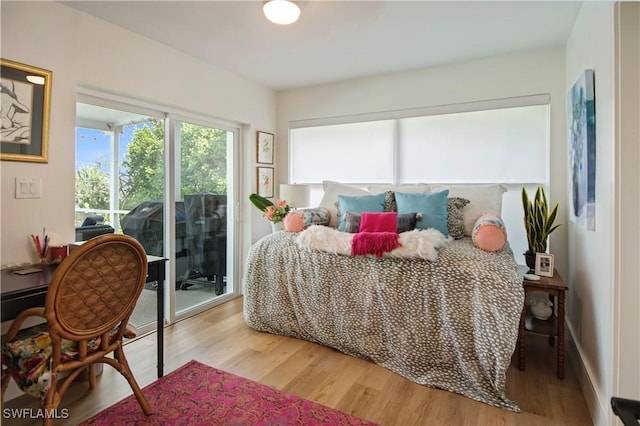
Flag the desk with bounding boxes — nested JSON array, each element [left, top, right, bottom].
[[1, 256, 167, 378]]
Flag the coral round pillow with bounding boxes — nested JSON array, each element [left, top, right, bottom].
[[283, 212, 305, 233], [472, 213, 507, 252]]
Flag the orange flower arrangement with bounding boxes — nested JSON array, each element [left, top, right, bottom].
[[263, 199, 290, 224]]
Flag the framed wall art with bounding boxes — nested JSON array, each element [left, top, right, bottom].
[[256, 131, 274, 164], [0, 58, 52, 163], [535, 253, 554, 278], [257, 166, 274, 198], [568, 69, 596, 231]]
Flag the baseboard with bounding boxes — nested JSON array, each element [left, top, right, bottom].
[[566, 321, 611, 425]]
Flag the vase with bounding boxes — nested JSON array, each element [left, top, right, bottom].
[[531, 299, 553, 320], [524, 252, 536, 273], [271, 222, 283, 233]]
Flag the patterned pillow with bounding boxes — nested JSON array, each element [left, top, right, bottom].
[[384, 191, 397, 212], [344, 211, 419, 233], [295, 208, 331, 228], [447, 197, 470, 239]]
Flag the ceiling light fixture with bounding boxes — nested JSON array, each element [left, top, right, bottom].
[[263, 0, 300, 25]]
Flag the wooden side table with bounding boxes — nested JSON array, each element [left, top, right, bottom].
[[518, 269, 568, 379]]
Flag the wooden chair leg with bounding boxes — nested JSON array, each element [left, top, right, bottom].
[[88, 364, 96, 389], [114, 348, 152, 415], [42, 373, 60, 426], [1, 367, 10, 413]]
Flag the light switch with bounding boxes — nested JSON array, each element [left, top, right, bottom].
[[29, 178, 41, 198], [20, 179, 29, 194], [15, 177, 41, 199]]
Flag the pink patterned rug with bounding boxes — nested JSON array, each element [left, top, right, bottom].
[[79, 360, 377, 425]]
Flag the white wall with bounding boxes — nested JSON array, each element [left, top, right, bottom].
[[276, 48, 569, 276], [0, 2, 276, 270], [613, 1, 640, 406], [5, 3, 635, 421], [565, 4, 617, 424]]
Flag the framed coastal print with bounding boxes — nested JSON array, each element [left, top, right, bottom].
[[257, 167, 274, 198], [535, 253, 554, 277], [256, 131, 274, 164], [0, 58, 52, 163]]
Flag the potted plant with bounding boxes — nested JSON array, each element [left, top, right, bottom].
[[522, 186, 561, 272], [249, 193, 291, 232], [249, 193, 274, 213]]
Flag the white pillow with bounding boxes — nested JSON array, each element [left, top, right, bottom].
[[318, 181, 369, 228], [430, 184, 507, 236], [366, 184, 432, 194]]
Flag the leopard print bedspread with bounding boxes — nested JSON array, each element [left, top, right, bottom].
[[243, 232, 524, 410]]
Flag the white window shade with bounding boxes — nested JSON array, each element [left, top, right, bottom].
[[288, 101, 550, 266], [398, 105, 548, 184], [290, 121, 394, 183]]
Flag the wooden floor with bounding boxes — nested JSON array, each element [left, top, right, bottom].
[[3, 296, 593, 425]]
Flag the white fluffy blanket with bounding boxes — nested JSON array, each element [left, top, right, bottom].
[[295, 226, 448, 261]]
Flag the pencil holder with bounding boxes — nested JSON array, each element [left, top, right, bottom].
[[49, 245, 68, 264]]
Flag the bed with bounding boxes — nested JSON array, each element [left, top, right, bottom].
[[243, 181, 524, 410], [243, 230, 524, 410]]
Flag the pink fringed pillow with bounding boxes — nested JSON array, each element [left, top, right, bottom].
[[472, 213, 507, 252], [283, 212, 305, 233], [359, 212, 398, 233]]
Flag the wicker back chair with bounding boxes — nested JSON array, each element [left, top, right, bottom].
[[1, 234, 152, 425]]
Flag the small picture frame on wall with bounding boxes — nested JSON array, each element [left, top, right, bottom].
[[0, 58, 52, 163], [535, 253, 554, 277], [257, 167, 274, 198], [256, 131, 274, 164]]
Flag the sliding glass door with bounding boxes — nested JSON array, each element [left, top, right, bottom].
[[75, 98, 238, 332], [174, 120, 233, 315], [76, 102, 165, 334]]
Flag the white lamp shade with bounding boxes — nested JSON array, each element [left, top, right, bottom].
[[279, 184, 310, 208], [263, 0, 300, 25]]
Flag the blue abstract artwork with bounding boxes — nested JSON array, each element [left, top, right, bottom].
[[568, 69, 596, 231]]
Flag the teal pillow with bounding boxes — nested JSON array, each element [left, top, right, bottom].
[[337, 193, 386, 231], [395, 190, 450, 236]]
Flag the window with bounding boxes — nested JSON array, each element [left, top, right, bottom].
[[290, 121, 395, 183], [289, 100, 550, 262], [75, 103, 163, 230], [397, 106, 547, 184]]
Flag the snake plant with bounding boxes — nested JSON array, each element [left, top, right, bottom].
[[522, 186, 561, 254]]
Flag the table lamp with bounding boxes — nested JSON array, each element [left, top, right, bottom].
[[279, 184, 310, 209]]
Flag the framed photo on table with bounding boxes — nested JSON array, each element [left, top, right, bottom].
[[257, 167, 274, 198], [535, 253, 554, 277], [0, 58, 52, 163], [256, 131, 274, 164]]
